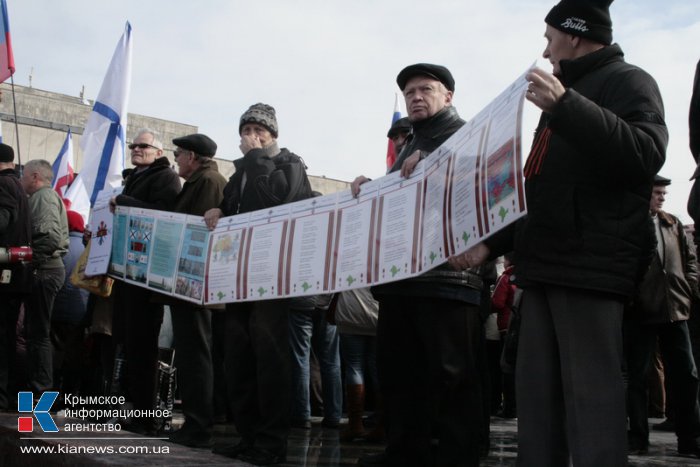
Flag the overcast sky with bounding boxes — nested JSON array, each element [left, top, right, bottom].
[[7, 0, 700, 221]]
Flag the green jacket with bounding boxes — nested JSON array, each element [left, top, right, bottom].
[[29, 185, 69, 269]]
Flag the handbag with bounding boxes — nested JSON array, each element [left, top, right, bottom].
[[69, 240, 114, 298]]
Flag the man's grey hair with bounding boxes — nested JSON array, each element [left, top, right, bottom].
[[134, 128, 163, 150], [25, 159, 54, 184]]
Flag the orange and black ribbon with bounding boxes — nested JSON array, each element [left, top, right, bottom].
[[523, 127, 552, 179]]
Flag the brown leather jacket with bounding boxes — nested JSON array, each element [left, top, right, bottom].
[[633, 210, 699, 323]]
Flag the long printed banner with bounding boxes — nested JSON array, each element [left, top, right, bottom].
[[95, 69, 529, 304]]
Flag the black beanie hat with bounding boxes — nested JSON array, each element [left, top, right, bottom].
[[545, 0, 614, 46], [239, 103, 279, 137], [0, 143, 14, 163], [387, 117, 411, 138]]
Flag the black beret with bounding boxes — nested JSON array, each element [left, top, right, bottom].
[[387, 117, 412, 138], [397, 63, 455, 92], [653, 174, 671, 186], [172, 133, 217, 157], [0, 143, 14, 163]]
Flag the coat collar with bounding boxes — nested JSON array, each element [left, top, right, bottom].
[[185, 158, 219, 184], [410, 106, 462, 138], [558, 43, 624, 87]]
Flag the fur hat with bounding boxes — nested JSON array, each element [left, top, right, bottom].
[[239, 103, 278, 137], [545, 0, 614, 46]]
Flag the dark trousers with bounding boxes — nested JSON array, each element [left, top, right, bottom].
[[625, 319, 700, 446], [377, 296, 483, 467], [50, 321, 87, 394], [211, 311, 232, 422], [516, 285, 627, 467], [25, 267, 65, 393], [485, 338, 503, 413], [112, 282, 163, 413], [0, 297, 21, 409], [170, 303, 214, 434], [224, 300, 291, 455]]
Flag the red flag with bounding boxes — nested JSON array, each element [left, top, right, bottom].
[[0, 0, 15, 83], [386, 94, 402, 170]]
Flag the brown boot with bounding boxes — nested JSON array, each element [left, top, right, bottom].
[[363, 392, 385, 443], [340, 384, 365, 441]]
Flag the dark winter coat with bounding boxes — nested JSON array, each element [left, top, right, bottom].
[[0, 168, 31, 248], [687, 59, 700, 247], [690, 59, 700, 163], [219, 146, 313, 216], [114, 156, 181, 210], [0, 168, 32, 295], [486, 44, 668, 297], [372, 106, 487, 304]]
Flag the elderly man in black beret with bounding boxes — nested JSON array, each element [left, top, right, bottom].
[[451, 0, 670, 464], [165, 133, 227, 447], [352, 63, 487, 467]]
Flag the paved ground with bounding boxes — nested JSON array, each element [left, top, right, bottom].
[[1, 412, 699, 466]]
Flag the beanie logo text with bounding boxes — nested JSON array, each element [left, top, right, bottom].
[[560, 17, 589, 33]]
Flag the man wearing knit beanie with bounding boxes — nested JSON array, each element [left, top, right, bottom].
[[238, 103, 279, 138], [449, 0, 673, 464], [204, 104, 313, 465]]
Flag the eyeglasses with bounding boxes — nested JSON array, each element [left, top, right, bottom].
[[173, 149, 191, 158], [128, 143, 160, 150]]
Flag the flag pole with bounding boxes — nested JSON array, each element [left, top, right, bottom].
[[8, 73, 20, 174]]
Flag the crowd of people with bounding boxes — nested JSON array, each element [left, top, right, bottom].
[[2, 0, 700, 465]]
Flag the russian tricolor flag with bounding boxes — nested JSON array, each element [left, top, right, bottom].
[[52, 130, 75, 198], [0, 0, 15, 83], [386, 93, 401, 170]]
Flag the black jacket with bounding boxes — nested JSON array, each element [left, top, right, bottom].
[[389, 106, 465, 173], [690, 59, 700, 163], [0, 168, 31, 248], [0, 168, 32, 295], [486, 44, 668, 297], [372, 106, 487, 304], [219, 147, 313, 216], [115, 156, 182, 210], [687, 59, 700, 247]]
